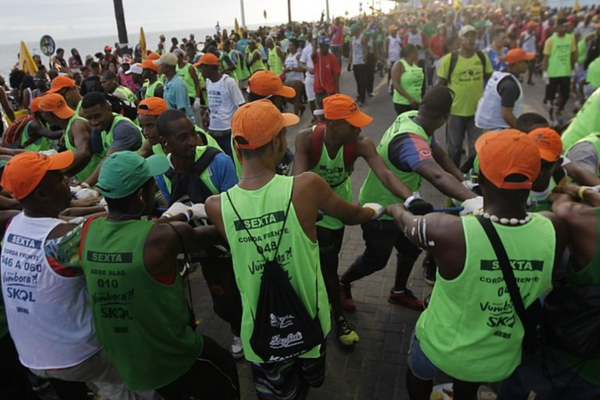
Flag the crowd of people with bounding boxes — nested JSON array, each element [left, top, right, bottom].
[[1, 3, 600, 400]]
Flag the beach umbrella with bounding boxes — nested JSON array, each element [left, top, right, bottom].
[[139, 27, 147, 60], [19, 41, 38, 75]]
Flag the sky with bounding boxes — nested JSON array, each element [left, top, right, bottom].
[[0, 0, 396, 45]]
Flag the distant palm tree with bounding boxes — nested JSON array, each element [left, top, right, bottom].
[[113, 0, 129, 53]]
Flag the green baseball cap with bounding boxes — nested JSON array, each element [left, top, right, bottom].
[[350, 23, 361, 32], [97, 152, 169, 199]]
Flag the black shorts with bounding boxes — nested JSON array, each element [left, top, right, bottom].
[[251, 343, 327, 400], [546, 77, 570, 104]]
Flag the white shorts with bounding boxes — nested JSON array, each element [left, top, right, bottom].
[[305, 74, 315, 102]]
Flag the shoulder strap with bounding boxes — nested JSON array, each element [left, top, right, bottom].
[[309, 122, 326, 168], [476, 50, 487, 76], [448, 51, 459, 85], [476, 216, 527, 326], [78, 215, 103, 261], [193, 146, 221, 176]]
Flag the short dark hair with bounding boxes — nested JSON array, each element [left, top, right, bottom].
[[81, 92, 109, 109], [156, 109, 187, 138], [419, 86, 453, 119], [102, 70, 117, 80], [90, 61, 100, 70], [56, 48, 64, 54], [401, 44, 417, 58], [516, 113, 549, 133]]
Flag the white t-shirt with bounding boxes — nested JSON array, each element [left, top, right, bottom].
[[207, 75, 245, 132], [300, 44, 314, 78]]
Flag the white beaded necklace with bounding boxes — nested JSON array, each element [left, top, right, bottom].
[[475, 210, 532, 225]]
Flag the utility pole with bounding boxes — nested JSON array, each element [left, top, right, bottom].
[[326, 0, 330, 22], [113, 0, 129, 53], [288, 0, 292, 23], [240, 0, 246, 28]]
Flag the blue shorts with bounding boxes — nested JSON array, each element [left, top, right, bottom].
[[407, 331, 441, 381]]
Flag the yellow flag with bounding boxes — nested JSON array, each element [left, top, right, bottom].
[[574, 0, 580, 13], [453, 0, 461, 10], [139, 27, 147, 60], [234, 18, 241, 35], [19, 41, 38, 75]]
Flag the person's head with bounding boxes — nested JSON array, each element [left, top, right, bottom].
[[459, 25, 477, 52], [81, 92, 113, 131], [401, 44, 418, 63], [159, 34, 166, 43], [156, 109, 197, 160], [505, 48, 535, 75], [243, 30, 249, 39], [125, 63, 144, 85], [184, 42, 197, 61], [437, 23, 447, 36], [556, 18, 568, 35], [140, 57, 159, 80], [1, 151, 73, 216], [33, 71, 48, 90], [100, 70, 119, 93], [475, 129, 540, 205], [445, 12, 454, 23], [231, 100, 299, 165], [265, 37, 275, 49], [90, 61, 102, 75], [417, 86, 454, 133], [248, 39, 257, 51], [409, 21, 418, 34], [48, 69, 59, 81], [287, 38, 299, 54], [104, 45, 112, 55], [108, 62, 118, 74], [39, 93, 75, 126], [491, 28, 506, 47], [515, 112, 549, 133], [153, 52, 177, 76], [173, 48, 185, 65], [247, 70, 296, 108], [195, 53, 220, 80], [527, 21, 538, 33], [350, 23, 362, 37], [171, 37, 178, 45], [528, 128, 563, 192], [9, 69, 25, 90], [323, 94, 373, 144], [32, 54, 42, 66], [47, 76, 80, 108], [71, 48, 79, 57], [318, 36, 331, 55], [97, 151, 169, 217], [138, 97, 169, 145], [56, 48, 65, 58]]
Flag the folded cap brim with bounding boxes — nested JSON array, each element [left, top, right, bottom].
[[47, 150, 75, 171], [275, 85, 296, 99], [146, 154, 170, 177], [346, 110, 374, 128]]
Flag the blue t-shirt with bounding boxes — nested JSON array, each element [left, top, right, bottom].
[[164, 74, 195, 123], [486, 47, 508, 72]]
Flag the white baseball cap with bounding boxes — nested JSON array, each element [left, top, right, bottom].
[[459, 25, 476, 37], [125, 63, 143, 75]]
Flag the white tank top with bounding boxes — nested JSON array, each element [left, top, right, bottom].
[[2, 214, 100, 369], [284, 52, 304, 83], [406, 31, 426, 60], [475, 71, 524, 130], [388, 35, 402, 62], [352, 35, 365, 65]]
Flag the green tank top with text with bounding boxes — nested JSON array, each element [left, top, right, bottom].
[[547, 33, 574, 78], [64, 115, 102, 183], [393, 60, 424, 105], [220, 176, 331, 362], [417, 214, 555, 382], [82, 218, 203, 391], [310, 134, 352, 230], [359, 111, 425, 220]]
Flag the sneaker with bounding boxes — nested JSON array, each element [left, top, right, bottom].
[[230, 336, 244, 359], [339, 283, 356, 312], [368, 92, 375, 97], [335, 316, 360, 346], [423, 257, 436, 286], [388, 288, 424, 311]]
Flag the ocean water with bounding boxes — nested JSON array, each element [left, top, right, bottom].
[[0, 25, 261, 81]]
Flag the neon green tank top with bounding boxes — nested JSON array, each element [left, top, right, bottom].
[[20, 119, 53, 152], [82, 218, 203, 391], [220, 53, 238, 82], [529, 177, 557, 212], [100, 114, 144, 158], [197, 73, 209, 107], [393, 60, 424, 105], [547, 34, 574, 78], [268, 47, 284, 75], [561, 88, 600, 150], [249, 49, 266, 75], [114, 86, 137, 104], [64, 115, 102, 183], [359, 111, 425, 220], [144, 78, 163, 99], [417, 214, 555, 382], [220, 176, 331, 362], [233, 50, 250, 81], [310, 134, 352, 230], [176, 63, 196, 98]]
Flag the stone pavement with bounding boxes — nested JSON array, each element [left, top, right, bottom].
[[190, 66, 559, 400]]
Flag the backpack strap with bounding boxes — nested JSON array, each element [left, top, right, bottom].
[[309, 122, 326, 169], [476, 50, 487, 77], [447, 51, 459, 85], [166, 147, 221, 205]]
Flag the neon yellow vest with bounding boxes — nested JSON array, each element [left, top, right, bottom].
[[249, 49, 266, 75], [547, 33, 573, 78], [567, 133, 600, 176], [64, 115, 102, 183], [268, 47, 284, 75], [393, 60, 424, 105], [21, 120, 53, 152], [176, 63, 196, 98], [562, 88, 600, 150]]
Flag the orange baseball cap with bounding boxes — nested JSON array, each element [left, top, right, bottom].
[[29, 96, 43, 113], [505, 48, 535, 65], [248, 70, 296, 98], [140, 58, 159, 73], [138, 97, 168, 116], [1, 151, 74, 200], [475, 129, 540, 190], [47, 76, 76, 94], [232, 100, 299, 150], [146, 52, 160, 61], [323, 94, 373, 128], [528, 128, 563, 162], [194, 53, 219, 67], [527, 21, 539, 28], [39, 93, 75, 119]]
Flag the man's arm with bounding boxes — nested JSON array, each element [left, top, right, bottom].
[[138, 140, 155, 158], [552, 196, 590, 271], [276, 46, 286, 64], [0, 87, 15, 122], [358, 136, 412, 200], [292, 129, 312, 175], [63, 120, 93, 178], [564, 162, 600, 186], [28, 120, 63, 140], [416, 161, 476, 201], [431, 145, 464, 181], [435, 54, 449, 86]]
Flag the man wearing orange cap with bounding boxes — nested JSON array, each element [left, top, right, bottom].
[[519, 21, 539, 85], [48, 75, 84, 116], [39, 93, 97, 184], [197, 53, 245, 157], [247, 70, 296, 109], [293, 94, 419, 347], [387, 130, 567, 400], [475, 48, 535, 130], [140, 55, 163, 99], [205, 99, 383, 400], [0, 151, 146, 400]]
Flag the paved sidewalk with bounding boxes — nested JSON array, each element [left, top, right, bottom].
[[190, 67, 555, 400]]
